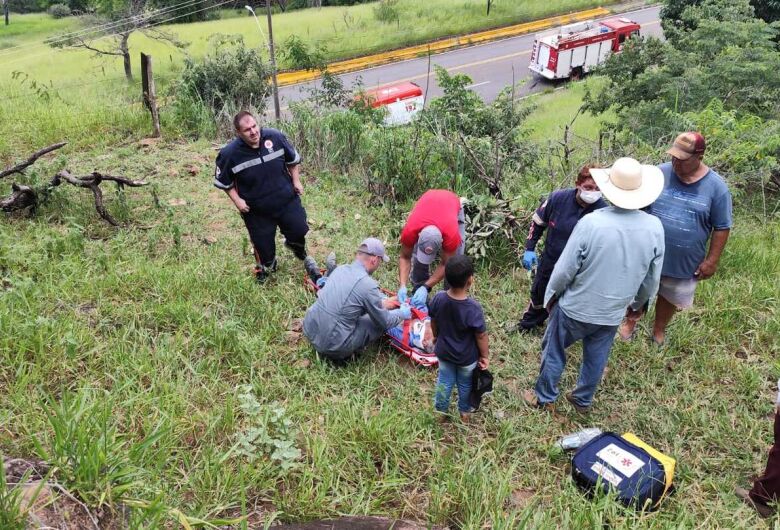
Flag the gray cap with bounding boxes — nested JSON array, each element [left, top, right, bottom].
[[357, 237, 390, 262], [415, 225, 442, 265]]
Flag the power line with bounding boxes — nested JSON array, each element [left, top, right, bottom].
[[0, 0, 236, 68], [0, 0, 215, 58]]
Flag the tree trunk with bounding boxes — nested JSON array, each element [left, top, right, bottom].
[[121, 33, 132, 81]]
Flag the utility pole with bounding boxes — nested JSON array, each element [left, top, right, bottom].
[[265, 0, 281, 121], [245, 3, 281, 121]]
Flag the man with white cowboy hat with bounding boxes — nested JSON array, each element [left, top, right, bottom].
[[397, 190, 467, 306], [303, 238, 412, 363], [618, 132, 732, 345], [523, 157, 665, 413]]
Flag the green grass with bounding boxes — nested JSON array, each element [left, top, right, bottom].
[[1, 132, 779, 527], [3, 13, 780, 526], [524, 77, 616, 143]]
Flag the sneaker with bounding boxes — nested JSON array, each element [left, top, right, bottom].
[[565, 392, 591, 415], [304, 256, 322, 284], [735, 487, 776, 518], [325, 252, 337, 276], [522, 389, 554, 412]]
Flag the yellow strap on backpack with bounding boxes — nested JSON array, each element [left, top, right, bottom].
[[621, 432, 675, 501]]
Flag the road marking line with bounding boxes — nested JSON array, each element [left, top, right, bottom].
[[278, 7, 611, 86], [465, 81, 491, 89], [361, 50, 533, 92]]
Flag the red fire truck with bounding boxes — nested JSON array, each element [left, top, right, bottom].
[[529, 17, 640, 80]]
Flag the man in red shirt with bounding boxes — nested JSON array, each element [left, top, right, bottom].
[[398, 190, 465, 305]]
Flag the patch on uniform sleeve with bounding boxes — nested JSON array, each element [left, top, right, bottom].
[[215, 165, 221, 178]]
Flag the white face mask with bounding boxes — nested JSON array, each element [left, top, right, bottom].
[[579, 189, 602, 204]]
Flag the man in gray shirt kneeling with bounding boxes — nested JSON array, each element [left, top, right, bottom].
[[303, 238, 411, 363], [523, 157, 665, 413]]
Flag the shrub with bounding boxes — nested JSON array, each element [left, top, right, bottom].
[[170, 34, 271, 138], [47, 3, 72, 17], [373, 0, 400, 24], [280, 35, 327, 71]]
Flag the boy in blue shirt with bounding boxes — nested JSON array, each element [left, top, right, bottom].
[[429, 255, 489, 423]]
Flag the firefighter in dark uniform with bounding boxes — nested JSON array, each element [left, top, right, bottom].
[[515, 165, 607, 331], [214, 111, 309, 282]]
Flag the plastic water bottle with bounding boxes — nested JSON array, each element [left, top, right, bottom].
[[556, 428, 602, 451]]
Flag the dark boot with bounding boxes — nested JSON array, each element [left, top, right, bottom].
[[254, 258, 277, 284]]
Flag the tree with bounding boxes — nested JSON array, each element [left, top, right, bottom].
[[661, 0, 780, 39], [587, 0, 780, 136], [47, 0, 185, 81]]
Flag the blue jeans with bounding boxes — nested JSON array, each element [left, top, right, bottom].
[[435, 359, 477, 414], [534, 306, 618, 407]]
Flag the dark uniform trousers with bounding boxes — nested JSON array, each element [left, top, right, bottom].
[[242, 196, 309, 269], [519, 258, 555, 330]]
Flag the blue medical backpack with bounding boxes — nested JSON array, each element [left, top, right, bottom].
[[571, 431, 671, 510]]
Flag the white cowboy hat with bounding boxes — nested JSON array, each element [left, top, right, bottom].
[[589, 157, 664, 210]]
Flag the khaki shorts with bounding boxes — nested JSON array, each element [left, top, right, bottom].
[[658, 276, 698, 309]]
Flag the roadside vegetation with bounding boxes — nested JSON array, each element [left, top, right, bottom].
[[1, 0, 780, 527], [0, 0, 625, 158]]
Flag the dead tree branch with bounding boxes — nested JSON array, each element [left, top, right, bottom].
[[0, 142, 67, 179], [2, 170, 147, 225], [56, 170, 148, 225]]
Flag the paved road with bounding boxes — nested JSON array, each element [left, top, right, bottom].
[[278, 5, 662, 108]]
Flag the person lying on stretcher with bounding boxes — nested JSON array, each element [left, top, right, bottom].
[[304, 244, 435, 356], [302, 238, 412, 363]]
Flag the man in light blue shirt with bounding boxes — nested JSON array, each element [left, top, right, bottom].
[[303, 238, 411, 363], [523, 158, 665, 413]]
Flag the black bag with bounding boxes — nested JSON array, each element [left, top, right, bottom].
[[469, 368, 493, 411], [571, 432, 670, 510]]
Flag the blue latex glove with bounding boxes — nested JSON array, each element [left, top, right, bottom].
[[411, 285, 429, 306], [398, 303, 412, 320], [397, 285, 408, 304], [522, 250, 538, 270]]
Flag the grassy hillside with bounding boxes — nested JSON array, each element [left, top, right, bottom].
[[1, 96, 779, 527], [3, 7, 780, 527]]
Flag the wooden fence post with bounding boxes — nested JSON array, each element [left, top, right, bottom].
[[141, 53, 161, 138]]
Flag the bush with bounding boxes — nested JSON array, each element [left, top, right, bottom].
[[170, 35, 271, 138], [373, 0, 400, 24], [47, 3, 71, 17], [280, 35, 327, 71]]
